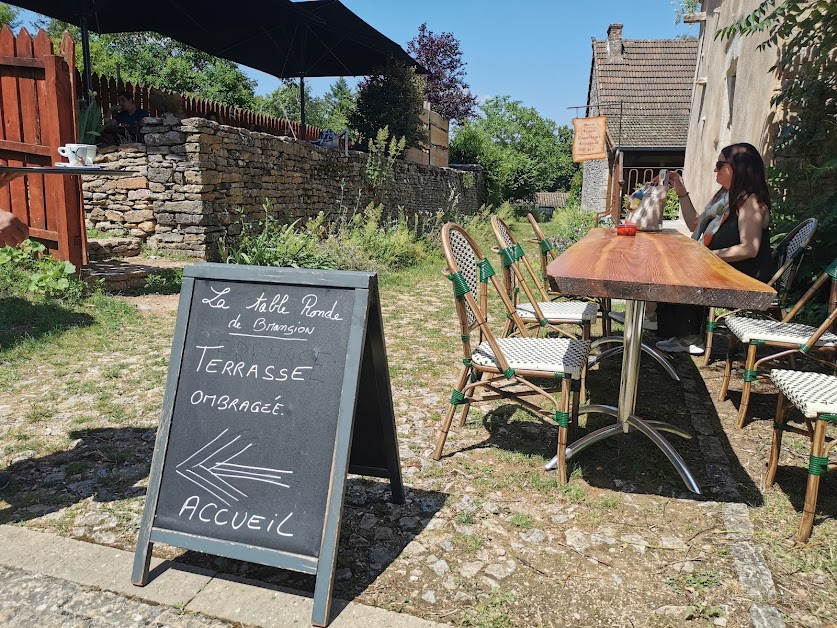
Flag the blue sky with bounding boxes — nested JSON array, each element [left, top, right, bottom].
[[15, 1, 696, 127]]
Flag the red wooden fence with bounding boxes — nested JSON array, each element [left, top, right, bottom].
[[80, 72, 324, 141], [0, 27, 84, 267]]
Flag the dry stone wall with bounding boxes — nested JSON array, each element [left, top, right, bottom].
[[84, 115, 481, 260]]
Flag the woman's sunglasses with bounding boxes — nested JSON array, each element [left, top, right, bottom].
[[715, 160, 728, 170]]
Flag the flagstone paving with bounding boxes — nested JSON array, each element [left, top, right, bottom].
[[0, 274, 833, 627]]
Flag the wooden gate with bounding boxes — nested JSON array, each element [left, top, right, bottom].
[[0, 27, 84, 267]]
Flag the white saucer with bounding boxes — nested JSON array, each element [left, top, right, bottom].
[[54, 163, 102, 169]]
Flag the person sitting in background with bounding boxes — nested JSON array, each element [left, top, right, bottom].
[[103, 91, 149, 144], [205, 111, 220, 123]]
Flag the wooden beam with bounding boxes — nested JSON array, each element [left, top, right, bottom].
[[683, 11, 707, 23], [0, 140, 52, 157]]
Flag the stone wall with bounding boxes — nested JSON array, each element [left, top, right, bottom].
[[84, 115, 481, 260]]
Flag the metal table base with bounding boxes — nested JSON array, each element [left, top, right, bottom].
[[547, 300, 701, 494]]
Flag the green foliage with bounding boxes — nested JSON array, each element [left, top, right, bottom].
[[349, 60, 425, 149], [450, 96, 577, 204], [717, 1, 837, 280], [0, 3, 20, 29], [672, 0, 701, 24], [219, 201, 428, 273], [0, 240, 86, 301], [254, 80, 328, 129], [43, 22, 257, 108], [543, 206, 597, 255], [365, 127, 406, 202], [76, 93, 103, 144], [320, 78, 356, 132], [664, 187, 680, 220]]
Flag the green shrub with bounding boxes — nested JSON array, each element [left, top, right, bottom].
[[664, 187, 680, 220], [0, 240, 88, 302], [542, 207, 596, 254]]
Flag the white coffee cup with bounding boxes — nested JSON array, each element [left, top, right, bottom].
[[58, 143, 97, 166]]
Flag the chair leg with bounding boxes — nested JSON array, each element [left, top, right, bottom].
[[798, 417, 828, 543], [433, 366, 470, 460], [570, 379, 581, 442], [580, 323, 590, 402], [718, 337, 737, 402], [736, 344, 758, 428], [457, 398, 473, 428], [703, 308, 716, 367], [765, 392, 788, 488], [555, 379, 571, 485]]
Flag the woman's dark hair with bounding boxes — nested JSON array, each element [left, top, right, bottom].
[[205, 111, 219, 122], [116, 91, 134, 102], [722, 142, 771, 213]]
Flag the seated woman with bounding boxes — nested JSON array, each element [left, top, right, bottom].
[[654, 142, 774, 354]]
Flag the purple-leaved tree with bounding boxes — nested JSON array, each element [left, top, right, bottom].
[[407, 23, 477, 124]]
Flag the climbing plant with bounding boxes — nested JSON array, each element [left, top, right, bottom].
[[717, 1, 836, 277]]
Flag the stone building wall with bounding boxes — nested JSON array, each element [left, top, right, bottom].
[[84, 114, 481, 260]]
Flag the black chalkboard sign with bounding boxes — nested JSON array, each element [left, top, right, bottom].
[[132, 264, 403, 627]]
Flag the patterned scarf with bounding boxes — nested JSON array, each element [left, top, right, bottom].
[[691, 191, 730, 247]]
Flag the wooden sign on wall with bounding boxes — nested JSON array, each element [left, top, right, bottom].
[[572, 116, 608, 162]]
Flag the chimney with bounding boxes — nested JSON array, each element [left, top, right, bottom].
[[607, 23, 624, 63]]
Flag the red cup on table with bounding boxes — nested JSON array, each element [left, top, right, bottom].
[[617, 222, 637, 236]]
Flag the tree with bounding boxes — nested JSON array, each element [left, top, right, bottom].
[[320, 78, 356, 131], [0, 3, 20, 29], [254, 81, 328, 128], [43, 21, 257, 107], [450, 96, 576, 203], [407, 23, 477, 124], [349, 60, 425, 149]]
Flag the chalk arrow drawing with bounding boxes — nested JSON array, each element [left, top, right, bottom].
[[176, 429, 293, 506]]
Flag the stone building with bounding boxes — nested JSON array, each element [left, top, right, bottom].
[[581, 24, 698, 214], [680, 1, 779, 209]]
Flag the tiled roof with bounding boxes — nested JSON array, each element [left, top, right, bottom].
[[591, 38, 698, 148], [535, 192, 567, 208]]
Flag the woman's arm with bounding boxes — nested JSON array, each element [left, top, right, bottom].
[[711, 195, 768, 262], [668, 172, 699, 228]]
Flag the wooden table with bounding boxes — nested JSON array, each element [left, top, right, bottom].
[[547, 229, 776, 493]]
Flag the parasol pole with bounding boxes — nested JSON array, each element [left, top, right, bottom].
[[80, 11, 93, 102], [300, 74, 306, 141]]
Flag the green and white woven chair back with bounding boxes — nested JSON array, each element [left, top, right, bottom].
[[494, 219, 520, 294], [776, 218, 817, 292], [448, 227, 481, 328]]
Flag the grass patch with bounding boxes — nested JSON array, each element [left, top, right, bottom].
[[508, 513, 533, 529]]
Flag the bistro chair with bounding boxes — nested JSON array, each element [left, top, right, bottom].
[[433, 223, 591, 484], [491, 215, 598, 341], [526, 213, 612, 336], [719, 257, 837, 428], [704, 218, 818, 365], [765, 364, 837, 542]]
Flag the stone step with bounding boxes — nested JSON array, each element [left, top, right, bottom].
[[83, 256, 189, 292], [87, 237, 143, 260]]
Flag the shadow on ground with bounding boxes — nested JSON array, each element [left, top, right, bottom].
[[0, 426, 446, 620], [154, 479, 446, 618], [0, 297, 95, 351], [444, 345, 764, 504]]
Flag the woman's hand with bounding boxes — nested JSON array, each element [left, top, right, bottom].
[[668, 171, 688, 197]]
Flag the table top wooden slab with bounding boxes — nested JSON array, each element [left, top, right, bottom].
[[0, 165, 135, 176], [547, 228, 776, 310]]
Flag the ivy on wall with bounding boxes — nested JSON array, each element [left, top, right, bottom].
[[717, 1, 836, 280]]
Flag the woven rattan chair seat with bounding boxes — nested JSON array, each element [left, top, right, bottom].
[[471, 337, 590, 380], [726, 316, 837, 347], [770, 369, 837, 418], [516, 300, 598, 323]]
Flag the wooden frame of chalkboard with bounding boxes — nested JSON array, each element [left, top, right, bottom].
[[132, 263, 403, 627]]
